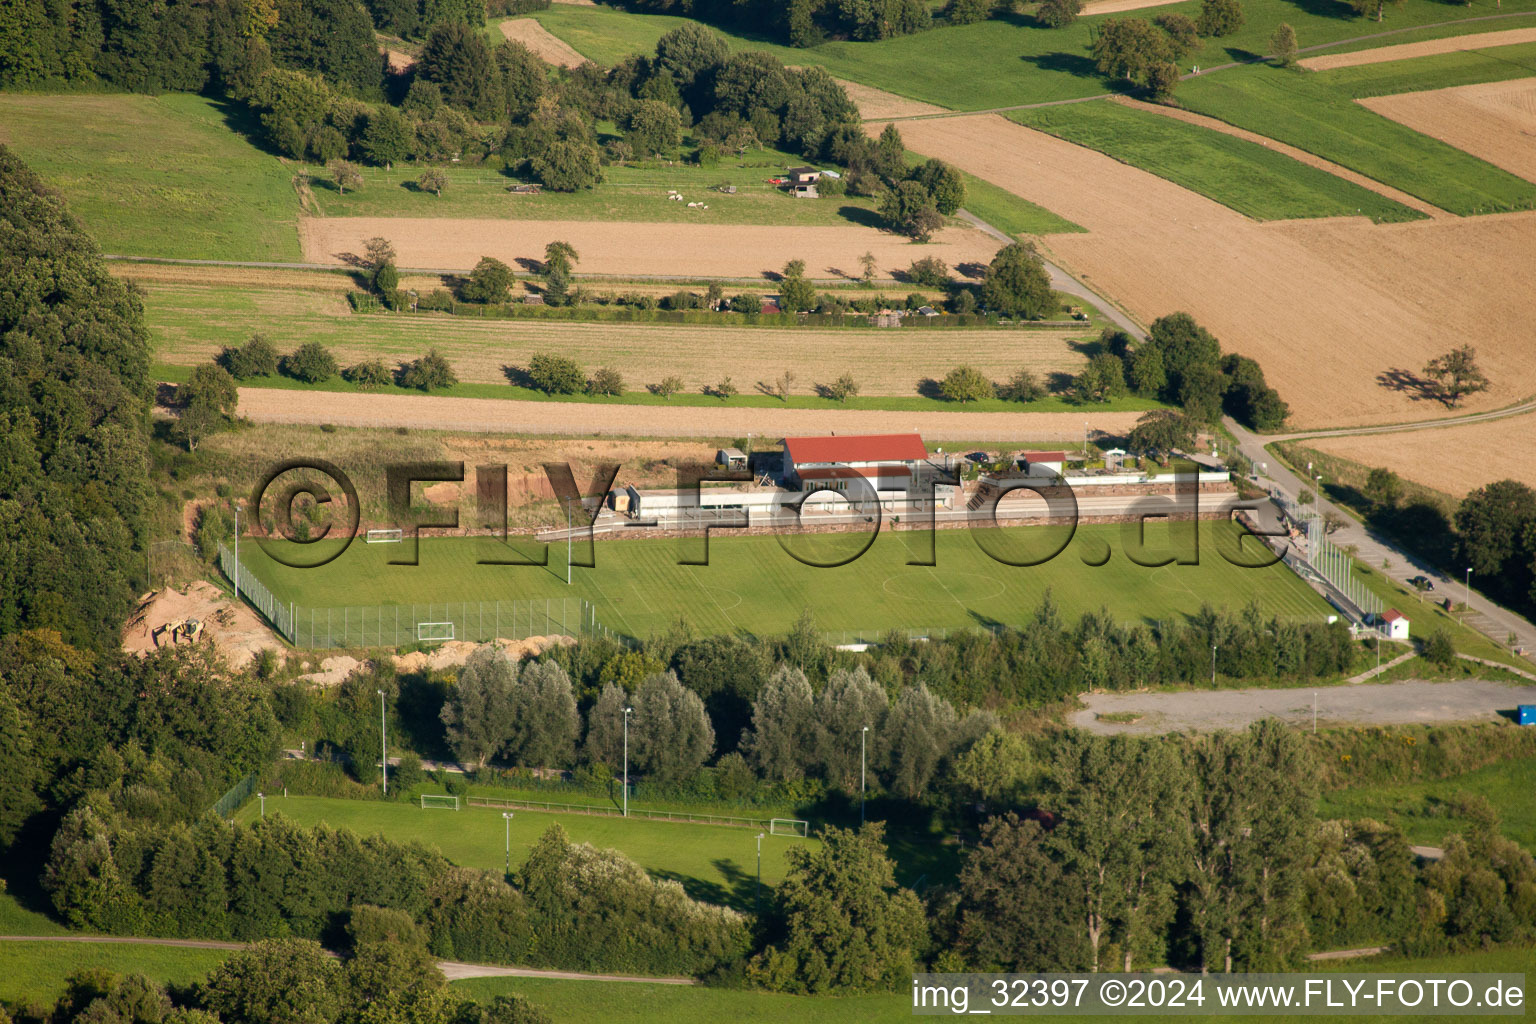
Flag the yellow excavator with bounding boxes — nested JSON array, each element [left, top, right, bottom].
[[151, 617, 204, 647]]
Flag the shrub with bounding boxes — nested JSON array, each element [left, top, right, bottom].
[[999, 368, 1047, 402], [905, 257, 951, 287], [373, 261, 400, 295], [587, 366, 625, 397], [650, 375, 684, 399], [460, 257, 516, 304], [663, 289, 699, 311], [940, 364, 995, 403], [222, 334, 281, 379], [729, 294, 758, 314], [281, 342, 338, 383], [398, 349, 458, 391], [1198, 0, 1244, 36], [1422, 629, 1456, 668], [527, 353, 587, 394], [344, 359, 393, 390]]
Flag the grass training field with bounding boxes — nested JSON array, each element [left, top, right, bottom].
[[1319, 755, 1536, 852], [1177, 45, 1536, 215], [0, 94, 301, 262], [233, 795, 817, 909], [1010, 102, 1424, 223], [237, 520, 1332, 641]]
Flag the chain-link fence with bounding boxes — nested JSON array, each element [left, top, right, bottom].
[[218, 544, 622, 648], [213, 773, 258, 818]]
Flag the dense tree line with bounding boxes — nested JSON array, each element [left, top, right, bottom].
[[45, 808, 748, 976], [0, 146, 151, 652], [607, 0, 936, 48]]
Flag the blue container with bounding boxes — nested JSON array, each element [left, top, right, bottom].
[[1519, 705, 1536, 726]]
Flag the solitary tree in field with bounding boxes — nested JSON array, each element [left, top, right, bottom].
[[330, 159, 363, 194], [544, 240, 578, 276], [824, 372, 860, 403], [941, 364, 995, 403], [1000, 368, 1047, 403], [363, 237, 396, 271], [650, 375, 684, 400], [776, 369, 796, 402], [417, 168, 448, 196], [858, 251, 877, 284], [1036, 0, 1083, 27], [1271, 22, 1299, 66], [587, 366, 625, 397], [1423, 345, 1490, 407]]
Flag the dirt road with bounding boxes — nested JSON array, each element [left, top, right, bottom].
[[1298, 26, 1536, 70], [1071, 679, 1536, 734], [234, 387, 1149, 442]]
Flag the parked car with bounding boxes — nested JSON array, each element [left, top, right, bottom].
[[1408, 575, 1435, 591]]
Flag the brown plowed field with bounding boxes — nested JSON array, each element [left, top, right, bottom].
[[838, 79, 949, 121], [1359, 77, 1536, 183], [1308, 412, 1536, 494], [899, 113, 1536, 430], [1081, 0, 1184, 13], [298, 216, 1001, 279], [1299, 27, 1536, 70], [235, 387, 1150, 442], [498, 17, 588, 67]]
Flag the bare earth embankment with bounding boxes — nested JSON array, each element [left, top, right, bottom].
[[1308, 411, 1536, 494], [1359, 77, 1536, 183], [1299, 27, 1536, 70], [899, 114, 1536, 431], [838, 79, 950, 120], [299, 217, 1000, 279], [234, 387, 1149, 441]]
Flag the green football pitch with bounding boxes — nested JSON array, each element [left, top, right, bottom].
[[237, 520, 1329, 642], [233, 796, 817, 910]]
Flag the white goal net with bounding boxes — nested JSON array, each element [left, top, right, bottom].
[[420, 794, 460, 810], [366, 528, 404, 544], [417, 621, 455, 642], [769, 818, 809, 837]]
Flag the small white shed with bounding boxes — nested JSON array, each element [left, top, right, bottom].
[[1381, 608, 1410, 641]]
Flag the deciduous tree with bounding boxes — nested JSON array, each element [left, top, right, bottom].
[[980, 242, 1053, 320], [1422, 345, 1490, 407]]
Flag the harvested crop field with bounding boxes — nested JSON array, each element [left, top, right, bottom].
[[298, 216, 1000, 279], [1307, 412, 1536, 494], [1082, 0, 1183, 13], [1299, 27, 1536, 70], [234, 387, 1150, 441], [898, 113, 1536, 430], [1359, 77, 1536, 183], [498, 16, 587, 68], [838, 79, 949, 120], [140, 279, 1094, 394]]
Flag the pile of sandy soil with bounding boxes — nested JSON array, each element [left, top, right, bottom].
[[123, 582, 285, 669], [391, 635, 575, 674]]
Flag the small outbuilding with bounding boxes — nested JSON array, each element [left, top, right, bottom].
[[1019, 450, 1067, 476], [1380, 608, 1410, 641], [786, 166, 820, 198], [716, 447, 748, 471]]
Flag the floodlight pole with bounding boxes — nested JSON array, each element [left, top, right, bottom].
[[233, 501, 241, 598], [622, 707, 633, 818], [503, 812, 515, 874], [1312, 692, 1317, 734], [566, 498, 573, 586], [1210, 643, 1217, 687], [257, 791, 265, 818], [755, 832, 764, 915], [1465, 568, 1472, 624], [860, 726, 869, 825], [377, 689, 388, 795]]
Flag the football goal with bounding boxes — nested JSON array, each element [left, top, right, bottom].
[[417, 621, 455, 643], [365, 528, 404, 544], [420, 794, 460, 810], [769, 818, 809, 838]]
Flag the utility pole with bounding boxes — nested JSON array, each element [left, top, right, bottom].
[[860, 726, 869, 825], [503, 812, 515, 874], [233, 500, 241, 598], [622, 706, 633, 817], [755, 832, 765, 915], [1211, 643, 1217, 687], [377, 689, 388, 795], [1312, 692, 1317, 734], [566, 498, 573, 586], [1465, 567, 1472, 625]]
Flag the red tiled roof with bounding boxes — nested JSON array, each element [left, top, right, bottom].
[[797, 465, 913, 481], [784, 433, 927, 465], [1383, 609, 1406, 622], [1021, 450, 1067, 462]]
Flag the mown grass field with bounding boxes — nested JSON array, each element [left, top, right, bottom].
[[237, 521, 1332, 641], [523, 0, 1536, 110], [1319, 755, 1536, 851], [303, 145, 884, 227], [232, 795, 817, 909], [0, 93, 301, 262], [1010, 102, 1424, 223], [1177, 44, 1536, 215], [0, 941, 235, 1007]]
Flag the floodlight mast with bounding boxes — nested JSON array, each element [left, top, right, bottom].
[[623, 707, 634, 817], [377, 689, 388, 795]]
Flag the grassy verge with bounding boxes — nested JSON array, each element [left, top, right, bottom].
[[0, 93, 301, 261], [1176, 48, 1536, 215], [1319, 755, 1536, 851], [0, 942, 235, 1007], [1010, 101, 1424, 223]]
